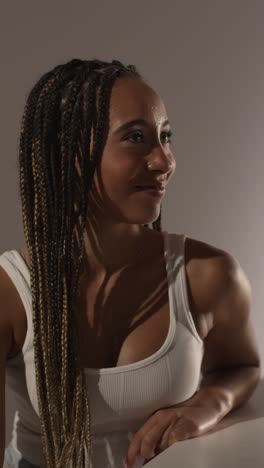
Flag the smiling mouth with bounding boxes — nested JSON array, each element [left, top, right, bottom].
[[134, 186, 165, 196]]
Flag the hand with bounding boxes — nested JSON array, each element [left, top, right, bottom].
[[126, 403, 221, 467]]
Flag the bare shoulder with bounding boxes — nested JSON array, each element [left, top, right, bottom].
[[0, 257, 27, 359], [184, 236, 229, 267], [184, 237, 261, 376], [183, 236, 235, 338]]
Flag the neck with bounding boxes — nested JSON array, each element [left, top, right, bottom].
[[72, 220, 159, 281]]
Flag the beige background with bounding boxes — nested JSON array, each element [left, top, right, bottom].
[[0, 0, 263, 448]]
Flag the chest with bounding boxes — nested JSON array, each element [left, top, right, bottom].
[[75, 256, 205, 370], [16, 236, 209, 369]]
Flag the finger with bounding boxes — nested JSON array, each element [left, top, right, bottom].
[[126, 413, 161, 465], [127, 410, 178, 466], [157, 420, 177, 452], [139, 414, 176, 461], [155, 415, 183, 453], [167, 417, 194, 445]]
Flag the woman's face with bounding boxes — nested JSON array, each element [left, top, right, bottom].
[[77, 76, 176, 227]]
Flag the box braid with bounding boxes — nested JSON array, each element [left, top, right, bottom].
[[18, 58, 163, 468]]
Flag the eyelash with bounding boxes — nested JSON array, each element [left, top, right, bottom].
[[125, 130, 173, 144]]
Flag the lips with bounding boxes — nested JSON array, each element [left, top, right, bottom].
[[135, 183, 165, 190]]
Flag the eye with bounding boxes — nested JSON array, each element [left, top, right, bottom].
[[125, 130, 173, 144], [161, 130, 173, 144], [125, 131, 145, 144]]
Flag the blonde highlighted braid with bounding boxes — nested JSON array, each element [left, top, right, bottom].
[[18, 58, 162, 467]]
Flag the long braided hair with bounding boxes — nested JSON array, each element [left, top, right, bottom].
[[18, 58, 163, 467]]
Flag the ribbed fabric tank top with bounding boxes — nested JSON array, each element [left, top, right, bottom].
[[0, 231, 204, 467]]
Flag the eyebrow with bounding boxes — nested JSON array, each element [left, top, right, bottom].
[[113, 118, 170, 134]]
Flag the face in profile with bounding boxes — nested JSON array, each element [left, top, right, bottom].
[[74, 76, 176, 228]]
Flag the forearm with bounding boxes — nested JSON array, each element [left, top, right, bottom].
[[181, 365, 261, 421]]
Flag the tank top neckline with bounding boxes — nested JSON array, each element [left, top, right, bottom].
[[82, 229, 176, 374]]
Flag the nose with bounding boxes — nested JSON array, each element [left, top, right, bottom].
[[147, 144, 176, 176]]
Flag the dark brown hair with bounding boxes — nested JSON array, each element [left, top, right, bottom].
[[18, 58, 162, 467]]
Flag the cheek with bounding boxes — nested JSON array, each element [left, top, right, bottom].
[[101, 151, 140, 188]]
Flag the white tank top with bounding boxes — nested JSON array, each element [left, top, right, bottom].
[[1, 231, 204, 467]]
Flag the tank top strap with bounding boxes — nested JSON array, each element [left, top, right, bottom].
[[0, 250, 34, 359], [165, 233, 203, 344]]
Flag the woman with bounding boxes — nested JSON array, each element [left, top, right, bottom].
[[0, 58, 261, 468]]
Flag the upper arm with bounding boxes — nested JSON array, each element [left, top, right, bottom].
[[200, 254, 261, 377], [0, 265, 15, 462]]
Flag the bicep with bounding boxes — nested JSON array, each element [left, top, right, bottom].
[[201, 314, 261, 376], [201, 257, 261, 376]]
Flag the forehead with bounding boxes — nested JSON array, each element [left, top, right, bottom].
[[108, 77, 168, 128]]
